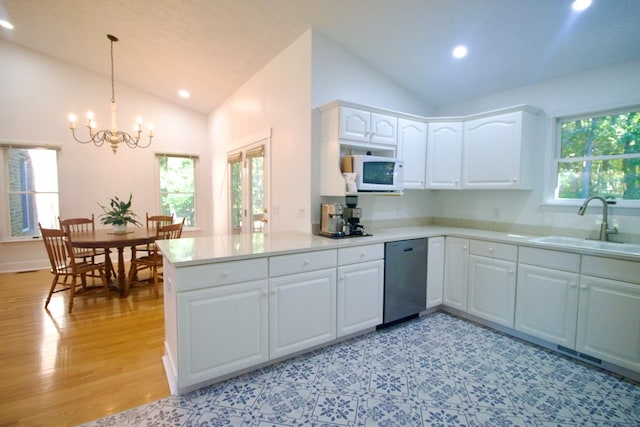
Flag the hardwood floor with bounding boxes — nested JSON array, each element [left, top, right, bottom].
[[0, 267, 170, 426]]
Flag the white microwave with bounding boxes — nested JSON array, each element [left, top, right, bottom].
[[342, 155, 404, 192]]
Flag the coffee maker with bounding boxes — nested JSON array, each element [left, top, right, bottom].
[[319, 203, 344, 237], [343, 195, 365, 236]]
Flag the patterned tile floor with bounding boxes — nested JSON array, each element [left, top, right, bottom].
[[82, 312, 640, 426]]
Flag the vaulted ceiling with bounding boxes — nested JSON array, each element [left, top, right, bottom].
[[2, 0, 639, 114]]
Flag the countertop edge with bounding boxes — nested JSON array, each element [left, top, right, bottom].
[[157, 226, 640, 267]]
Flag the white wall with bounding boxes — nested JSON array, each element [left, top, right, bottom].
[[0, 40, 211, 272], [210, 30, 313, 234], [432, 59, 640, 238]]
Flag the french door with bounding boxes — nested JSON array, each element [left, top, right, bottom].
[[228, 135, 270, 235]]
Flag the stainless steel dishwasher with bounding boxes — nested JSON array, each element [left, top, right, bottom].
[[382, 238, 427, 326]]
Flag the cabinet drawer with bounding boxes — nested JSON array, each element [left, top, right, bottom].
[[470, 240, 517, 261], [269, 249, 337, 277], [338, 243, 384, 265], [175, 258, 268, 292], [581, 255, 640, 284], [519, 247, 580, 273]]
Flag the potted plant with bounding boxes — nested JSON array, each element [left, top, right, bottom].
[[98, 194, 142, 233]]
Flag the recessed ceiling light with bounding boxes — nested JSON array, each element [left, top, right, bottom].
[[452, 45, 468, 59], [178, 89, 190, 99], [572, 0, 592, 12], [0, 19, 14, 30]]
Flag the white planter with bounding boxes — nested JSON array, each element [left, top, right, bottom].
[[112, 224, 127, 234]]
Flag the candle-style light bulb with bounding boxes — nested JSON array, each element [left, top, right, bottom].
[[86, 111, 94, 121]]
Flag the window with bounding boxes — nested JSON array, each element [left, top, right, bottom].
[[554, 108, 640, 204], [2, 145, 59, 239], [158, 154, 196, 227]]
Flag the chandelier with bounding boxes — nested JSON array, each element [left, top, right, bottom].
[[68, 34, 153, 154]]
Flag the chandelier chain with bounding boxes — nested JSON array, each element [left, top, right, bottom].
[[110, 37, 116, 103]]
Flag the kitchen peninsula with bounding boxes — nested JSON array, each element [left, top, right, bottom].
[[157, 226, 640, 395]]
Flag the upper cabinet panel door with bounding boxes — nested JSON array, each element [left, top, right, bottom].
[[370, 113, 398, 146], [426, 122, 463, 189], [339, 107, 371, 142], [338, 107, 398, 146], [462, 111, 523, 188], [398, 118, 428, 189]]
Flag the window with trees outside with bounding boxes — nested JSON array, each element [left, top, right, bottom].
[[555, 108, 640, 205], [158, 154, 196, 227], [2, 145, 60, 239]]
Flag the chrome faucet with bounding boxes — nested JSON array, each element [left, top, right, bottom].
[[577, 196, 618, 241]]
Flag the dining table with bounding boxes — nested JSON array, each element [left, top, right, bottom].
[[69, 228, 157, 296]]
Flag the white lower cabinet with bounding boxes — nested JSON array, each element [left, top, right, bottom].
[[443, 237, 469, 311], [515, 247, 580, 347], [269, 268, 337, 359], [516, 264, 579, 346], [336, 244, 384, 337], [177, 279, 269, 387], [576, 274, 640, 372], [467, 241, 517, 327], [337, 261, 384, 337], [426, 236, 445, 308]]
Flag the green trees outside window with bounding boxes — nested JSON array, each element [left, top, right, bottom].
[[557, 110, 640, 201], [159, 155, 196, 227]]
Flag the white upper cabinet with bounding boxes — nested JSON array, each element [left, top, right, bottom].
[[317, 101, 541, 195], [425, 122, 463, 189], [340, 106, 398, 146], [462, 110, 538, 189], [397, 118, 428, 189]]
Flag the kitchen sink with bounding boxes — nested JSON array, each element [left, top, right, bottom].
[[529, 236, 640, 256]]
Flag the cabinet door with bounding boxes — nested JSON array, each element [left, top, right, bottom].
[[177, 280, 269, 388], [370, 112, 398, 145], [468, 255, 516, 327], [515, 264, 579, 347], [269, 268, 337, 359], [397, 118, 427, 189], [427, 236, 445, 308], [462, 111, 522, 188], [443, 237, 469, 311], [337, 260, 384, 337], [339, 106, 371, 142], [426, 122, 463, 189], [576, 275, 640, 372]]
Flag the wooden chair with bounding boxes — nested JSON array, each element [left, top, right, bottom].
[[58, 215, 113, 274], [127, 219, 184, 294], [132, 213, 174, 258], [39, 223, 110, 313]]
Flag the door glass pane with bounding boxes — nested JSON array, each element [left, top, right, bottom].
[[229, 158, 242, 234], [249, 155, 265, 233]]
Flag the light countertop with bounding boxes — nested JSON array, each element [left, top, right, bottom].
[[157, 226, 640, 267]]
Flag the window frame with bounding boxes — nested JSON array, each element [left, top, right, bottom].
[[545, 104, 640, 209], [156, 152, 198, 230], [1, 143, 61, 241]]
